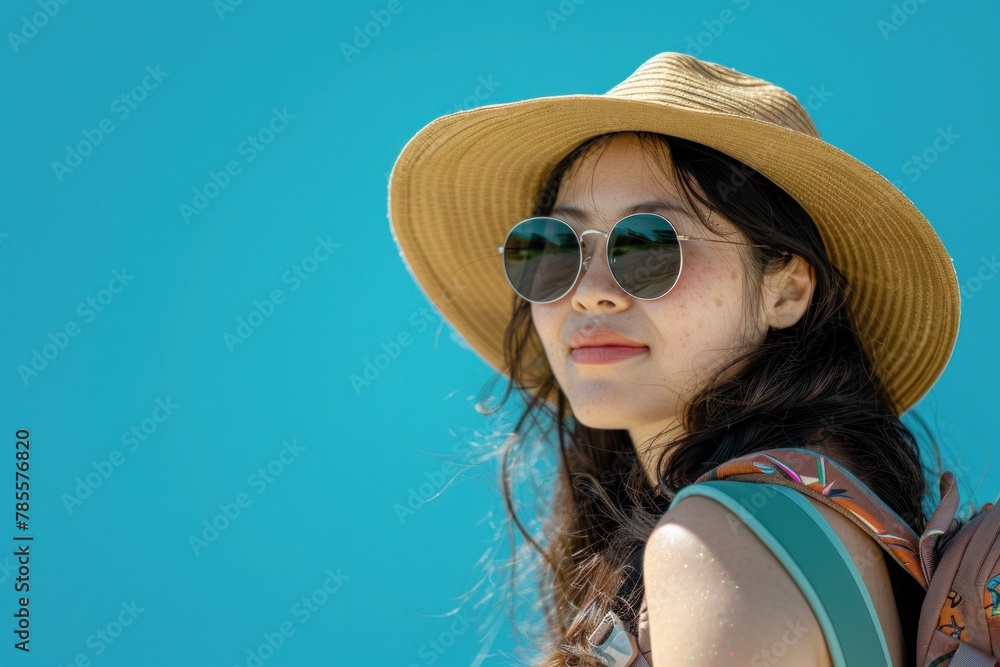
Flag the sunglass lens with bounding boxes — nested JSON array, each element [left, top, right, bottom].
[[502, 218, 580, 302], [608, 214, 681, 299]]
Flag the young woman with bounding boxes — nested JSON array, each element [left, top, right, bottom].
[[388, 52, 959, 665]]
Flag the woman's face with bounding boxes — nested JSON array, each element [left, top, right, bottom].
[[530, 134, 769, 451]]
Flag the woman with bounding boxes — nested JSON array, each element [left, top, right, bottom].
[[388, 52, 959, 665]]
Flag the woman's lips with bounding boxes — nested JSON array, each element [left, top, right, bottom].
[[570, 345, 649, 364], [568, 327, 647, 364]]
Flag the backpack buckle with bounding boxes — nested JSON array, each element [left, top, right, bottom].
[[588, 610, 639, 667]]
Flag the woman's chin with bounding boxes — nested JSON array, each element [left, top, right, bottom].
[[566, 389, 679, 431]]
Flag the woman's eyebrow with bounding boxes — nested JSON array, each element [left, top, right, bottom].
[[551, 199, 697, 222]]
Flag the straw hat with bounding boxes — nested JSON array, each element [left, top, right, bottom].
[[387, 51, 959, 416]]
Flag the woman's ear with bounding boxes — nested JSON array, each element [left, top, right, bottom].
[[761, 255, 816, 330]]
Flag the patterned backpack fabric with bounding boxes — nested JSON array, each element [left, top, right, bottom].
[[588, 447, 1000, 666]]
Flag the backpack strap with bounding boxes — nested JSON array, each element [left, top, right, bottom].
[[667, 480, 892, 667], [696, 447, 927, 588], [601, 446, 922, 666]]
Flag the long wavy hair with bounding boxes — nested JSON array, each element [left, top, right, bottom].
[[475, 131, 940, 666]]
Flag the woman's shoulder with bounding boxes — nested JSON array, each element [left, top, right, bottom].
[[644, 491, 834, 665], [643, 467, 906, 665]]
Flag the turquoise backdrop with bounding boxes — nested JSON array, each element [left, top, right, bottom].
[[2, 1, 997, 665]]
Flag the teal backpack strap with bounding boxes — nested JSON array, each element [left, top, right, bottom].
[[671, 480, 891, 667]]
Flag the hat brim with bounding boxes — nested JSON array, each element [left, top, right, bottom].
[[388, 94, 959, 416]]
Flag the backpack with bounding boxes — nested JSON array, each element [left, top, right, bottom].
[[587, 447, 1000, 667]]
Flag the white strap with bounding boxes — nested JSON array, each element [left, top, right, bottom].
[[588, 610, 642, 667]]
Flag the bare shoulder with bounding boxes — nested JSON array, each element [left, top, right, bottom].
[[644, 488, 907, 666], [644, 493, 832, 666]]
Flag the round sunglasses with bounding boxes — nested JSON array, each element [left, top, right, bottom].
[[497, 212, 788, 303]]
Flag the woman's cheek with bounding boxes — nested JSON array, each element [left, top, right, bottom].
[[658, 267, 748, 379], [531, 304, 565, 365]]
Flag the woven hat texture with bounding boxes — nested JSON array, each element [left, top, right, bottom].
[[387, 52, 959, 415]]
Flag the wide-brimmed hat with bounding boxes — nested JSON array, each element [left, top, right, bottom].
[[387, 51, 959, 416]]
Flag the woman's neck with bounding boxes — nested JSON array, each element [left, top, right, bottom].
[[629, 418, 683, 491]]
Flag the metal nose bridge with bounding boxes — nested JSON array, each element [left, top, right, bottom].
[[578, 228, 609, 270]]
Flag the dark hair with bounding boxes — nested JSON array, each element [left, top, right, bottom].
[[476, 131, 939, 666]]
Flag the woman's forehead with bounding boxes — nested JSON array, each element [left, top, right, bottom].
[[561, 135, 677, 189], [556, 138, 687, 209], [552, 134, 735, 236]]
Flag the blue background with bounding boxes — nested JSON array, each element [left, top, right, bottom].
[[2, 1, 997, 665]]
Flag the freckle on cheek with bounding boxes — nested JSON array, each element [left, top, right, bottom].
[[713, 297, 722, 308]]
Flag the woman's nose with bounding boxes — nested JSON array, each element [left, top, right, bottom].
[[572, 234, 629, 310]]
